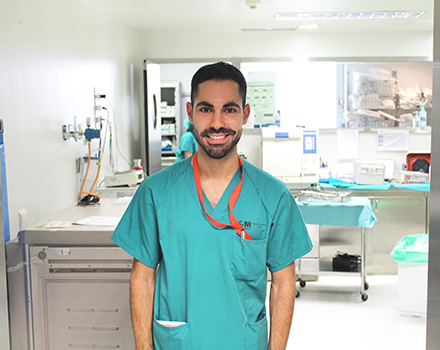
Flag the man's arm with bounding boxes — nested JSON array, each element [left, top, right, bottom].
[[268, 261, 296, 350], [130, 258, 157, 350]]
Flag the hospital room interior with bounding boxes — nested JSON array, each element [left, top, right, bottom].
[[1, 0, 440, 349]]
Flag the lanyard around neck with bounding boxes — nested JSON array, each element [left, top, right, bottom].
[[192, 153, 253, 241]]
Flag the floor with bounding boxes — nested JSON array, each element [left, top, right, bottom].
[[267, 275, 427, 350]]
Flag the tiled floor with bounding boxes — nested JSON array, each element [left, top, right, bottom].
[[267, 275, 426, 350]]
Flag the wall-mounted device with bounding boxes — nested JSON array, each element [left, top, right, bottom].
[[62, 116, 84, 141]]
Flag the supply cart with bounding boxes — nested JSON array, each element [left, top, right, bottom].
[[296, 197, 377, 301]]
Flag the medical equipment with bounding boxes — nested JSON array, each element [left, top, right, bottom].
[[394, 170, 429, 184], [261, 127, 320, 189], [104, 169, 145, 187], [407, 153, 431, 173], [353, 161, 385, 185], [103, 159, 145, 187], [298, 189, 351, 203]]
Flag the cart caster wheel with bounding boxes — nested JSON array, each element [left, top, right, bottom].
[[295, 290, 300, 298], [361, 293, 368, 302], [364, 282, 369, 291], [299, 280, 306, 288]]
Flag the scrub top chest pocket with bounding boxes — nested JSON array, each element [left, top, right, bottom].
[[231, 235, 267, 281]]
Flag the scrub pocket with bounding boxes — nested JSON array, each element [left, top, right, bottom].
[[153, 318, 190, 350], [245, 314, 268, 350], [231, 236, 267, 281]]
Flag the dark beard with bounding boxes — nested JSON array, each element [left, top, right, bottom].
[[193, 127, 242, 159]]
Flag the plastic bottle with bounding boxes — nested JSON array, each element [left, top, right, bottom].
[[133, 159, 143, 171], [275, 110, 281, 127], [339, 111, 346, 128], [419, 104, 427, 129]]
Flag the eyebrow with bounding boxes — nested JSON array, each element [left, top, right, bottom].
[[195, 101, 214, 108], [223, 102, 241, 109], [195, 101, 241, 109]]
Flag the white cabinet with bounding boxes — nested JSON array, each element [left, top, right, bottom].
[[160, 82, 182, 164]]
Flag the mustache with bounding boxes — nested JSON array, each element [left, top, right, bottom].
[[199, 127, 237, 137]]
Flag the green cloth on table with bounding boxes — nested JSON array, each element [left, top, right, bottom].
[[296, 197, 377, 228]]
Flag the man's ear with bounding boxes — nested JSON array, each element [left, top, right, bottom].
[[186, 101, 194, 123], [243, 104, 251, 125]]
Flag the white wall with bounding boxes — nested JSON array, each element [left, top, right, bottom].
[[140, 30, 433, 60], [240, 61, 337, 129], [0, 0, 142, 239]]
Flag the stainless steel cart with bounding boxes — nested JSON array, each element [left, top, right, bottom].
[[296, 197, 377, 301]]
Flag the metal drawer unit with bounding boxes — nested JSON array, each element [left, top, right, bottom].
[[6, 198, 136, 350], [8, 244, 135, 350], [29, 247, 134, 350]]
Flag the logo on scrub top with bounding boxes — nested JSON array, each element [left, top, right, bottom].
[[240, 220, 252, 228]]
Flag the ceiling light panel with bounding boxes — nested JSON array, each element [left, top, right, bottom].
[[241, 27, 297, 32], [275, 11, 425, 20]]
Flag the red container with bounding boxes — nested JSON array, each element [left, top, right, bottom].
[[406, 153, 431, 173]]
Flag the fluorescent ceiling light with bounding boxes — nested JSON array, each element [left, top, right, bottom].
[[275, 11, 425, 20], [241, 27, 297, 32]]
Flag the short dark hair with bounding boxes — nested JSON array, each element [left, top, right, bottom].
[[190, 61, 247, 108]]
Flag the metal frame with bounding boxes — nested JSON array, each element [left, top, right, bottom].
[[427, 1, 440, 348], [297, 225, 369, 301]]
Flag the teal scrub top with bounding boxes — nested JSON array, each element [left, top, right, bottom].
[[111, 157, 312, 350], [175, 131, 198, 163]]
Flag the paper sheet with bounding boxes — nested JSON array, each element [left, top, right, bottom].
[[73, 216, 121, 227], [337, 129, 359, 160], [377, 130, 409, 151], [44, 221, 73, 228]]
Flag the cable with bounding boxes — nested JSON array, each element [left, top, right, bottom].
[[88, 117, 106, 193], [78, 141, 101, 203], [100, 108, 111, 165], [78, 142, 92, 202], [89, 160, 102, 193], [89, 135, 102, 194]]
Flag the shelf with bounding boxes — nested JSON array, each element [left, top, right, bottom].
[[297, 260, 361, 277]]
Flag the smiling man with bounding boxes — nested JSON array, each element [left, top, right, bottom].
[[111, 62, 312, 350]]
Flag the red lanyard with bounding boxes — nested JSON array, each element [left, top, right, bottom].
[[192, 153, 253, 241]]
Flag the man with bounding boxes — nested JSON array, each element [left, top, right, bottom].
[[111, 61, 312, 350]]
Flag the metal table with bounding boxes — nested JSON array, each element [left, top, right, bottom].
[[296, 197, 377, 301]]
